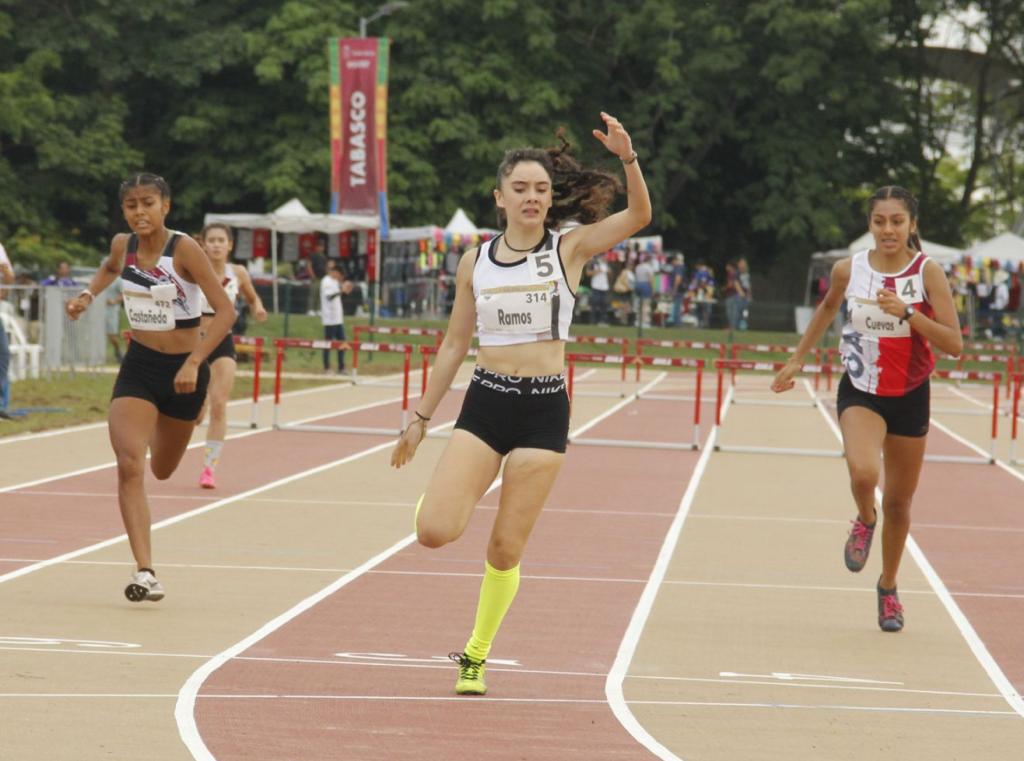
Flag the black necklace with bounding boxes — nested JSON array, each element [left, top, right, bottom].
[[502, 233, 545, 253]]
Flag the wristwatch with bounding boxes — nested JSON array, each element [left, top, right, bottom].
[[902, 305, 915, 321]]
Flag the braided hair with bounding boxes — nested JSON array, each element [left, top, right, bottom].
[[119, 172, 171, 201], [868, 186, 921, 253], [495, 131, 622, 229]]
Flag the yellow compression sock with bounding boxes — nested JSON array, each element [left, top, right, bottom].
[[464, 561, 521, 662], [414, 494, 424, 533]]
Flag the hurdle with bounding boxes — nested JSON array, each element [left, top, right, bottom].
[[272, 338, 412, 435], [634, 339, 724, 401], [712, 359, 843, 457], [228, 335, 265, 429], [565, 335, 631, 396], [349, 326, 442, 387], [1009, 374, 1023, 465], [714, 359, 1001, 463], [728, 343, 824, 407], [567, 353, 704, 450]]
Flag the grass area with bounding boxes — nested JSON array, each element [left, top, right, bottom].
[[0, 367, 337, 438]]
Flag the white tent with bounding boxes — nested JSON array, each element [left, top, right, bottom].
[[967, 232, 1024, 265], [444, 208, 478, 235], [204, 198, 378, 310], [847, 231, 963, 265]]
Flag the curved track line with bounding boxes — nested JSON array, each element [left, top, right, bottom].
[[176, 371, 669, 760], [805, 379, 1024, 717], [603, 383, 735, 761]]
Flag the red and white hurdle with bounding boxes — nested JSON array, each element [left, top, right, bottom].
[[350, 326, 443, 387], [714, 359, 1001, 464], [567, 353, 704, 450], [272, 338, 413, 435]]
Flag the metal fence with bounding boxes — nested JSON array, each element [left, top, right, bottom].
[[1, 284, 110, 381]]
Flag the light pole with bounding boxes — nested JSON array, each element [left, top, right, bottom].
[[359, 1, 408, 38]]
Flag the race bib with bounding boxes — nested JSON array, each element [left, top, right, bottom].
[[527, 250, 559, 282], [124, 283, 176, 331], [478, 283, 556, 334], [893, 273, 924, 305], [849, 298, 910, 338]]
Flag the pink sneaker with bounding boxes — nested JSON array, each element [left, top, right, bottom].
[[199, 466, 216, 489]]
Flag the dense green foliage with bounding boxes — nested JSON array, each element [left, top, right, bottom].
[[1, 1, 1021, 296]]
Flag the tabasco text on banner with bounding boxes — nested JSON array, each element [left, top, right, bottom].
[[330, 37, 389, 216]]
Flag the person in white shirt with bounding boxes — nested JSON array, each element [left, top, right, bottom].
[[320, 260, 351, 372], [586, 253, 610, 324]]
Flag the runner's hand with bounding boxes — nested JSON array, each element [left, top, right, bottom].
[[391, 420, 426, 468], [770, 360, 801, 393], [174, 359, 200, 394], [65, 295, 90, 321], [592, 112, 634, 160]]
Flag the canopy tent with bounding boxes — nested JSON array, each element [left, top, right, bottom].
[[204, 198, 378, 311], [966, 232, 1024, 266], [445, 208, 480, 235]]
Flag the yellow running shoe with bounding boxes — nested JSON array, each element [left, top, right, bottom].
[[449, 652, 487, 695]]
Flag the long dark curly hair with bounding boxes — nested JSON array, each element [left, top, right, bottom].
[[495, 131, 622, 230]]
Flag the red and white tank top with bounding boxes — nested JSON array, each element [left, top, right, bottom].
[[840, 249, 935, 396]]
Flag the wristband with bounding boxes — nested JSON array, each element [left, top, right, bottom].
[[79, 289, 95, 302], [414, 411, 431, 423], [620, 151, 638, 165]]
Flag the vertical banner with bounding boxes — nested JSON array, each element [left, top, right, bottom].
[[330, 37, 389, 223]]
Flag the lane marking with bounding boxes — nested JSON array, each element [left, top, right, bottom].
[[605, 384, 734, 761], [1, 390, 408, 495], [718, 671, 901, 685], [0, 645, 1006, 701], [806, 379, 1024, 717], [176, 378, 666, 759], [2, 692, 1018, 716], [0, 377, 369, 447], [0, 403, 430, 586]]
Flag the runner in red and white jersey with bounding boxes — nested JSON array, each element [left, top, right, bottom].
[[840, 247, 936, 396], [770, 186, 962, 633]]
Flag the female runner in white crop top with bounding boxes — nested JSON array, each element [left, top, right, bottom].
[[66, 173, 235, 604], [195, 222, 267, 490], [390, 113, 651, 695]]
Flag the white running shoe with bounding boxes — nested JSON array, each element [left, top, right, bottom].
[[125, 569, 165, 602]]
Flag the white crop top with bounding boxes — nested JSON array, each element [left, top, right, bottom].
[[473, 231, 576, 346], [121, 231, 203, 331], [200, 264, 239, 315]]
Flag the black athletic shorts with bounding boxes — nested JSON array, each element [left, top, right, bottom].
[[112, 340, 211, 421], [836, 373, 930, 438], [206, 333, 237, 363], [454, 367, 570, 455]]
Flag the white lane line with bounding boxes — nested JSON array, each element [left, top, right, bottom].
[[1, 645, 1007, 701], [0, 390, 408, 495], [688, 512, 1024, 533], [175, 384, 662, 759], [0, 403, 422, 587], [605, 384, 734, 761], [0, 692, 1015, 716], [0, 377, 369, 447], [805, 379, 1024, 717]]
